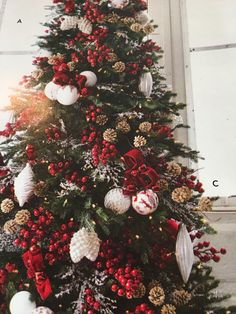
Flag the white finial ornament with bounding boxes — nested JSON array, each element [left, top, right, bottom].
[[139, 72, 153, 97]]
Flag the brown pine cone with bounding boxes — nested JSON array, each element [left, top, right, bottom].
[[172, 186, 193, 203], [134, 135, 147, 147], [122, 17, 135, 25], [1, 198, 14, 213], [139, 121, 152, 133], [103, 129, 117, 143], [96, 115, 108, 126], [112, 61, 126, 73], [130, 23, 142, 32], [143, 23, 155, 34], [48, 53, 64, 65], [116, 120, 131, 133], [161, 304, 176, 314], [3, 220, 19, 234], [15, 209, 31, 225], [107, 53, 118, 62], [149, 285, 165, 306], [172, 289, 192, 306], [106, 13, 119, 23], [159, 179, 169, 191], [133, 283, 146, 298], [167, 161, 182, 177], [196, 197, 213, 211]]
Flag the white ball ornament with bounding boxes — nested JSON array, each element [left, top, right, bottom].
[[132, 189, 159, 215], [110, 0, 129, 9], [9, 291, 36, 314], [135, 11, 150, 25], [139, 72, 153, 97], [80, 71, 97, 87], [32, 307, 54, 314], [56, 85, 79, 106], [44, 81, 60, 100], [104, 188, 131, 214]]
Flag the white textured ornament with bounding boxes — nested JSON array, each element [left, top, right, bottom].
[[135, 11, 150, 25], [44, 81, 60, 100], [9, 291, 36, 314], [32, 307, 54, 314], [70, 227, 100, 263], [139, 72, 153, 97], [60, 16, 80, 31], [78, 17, 93, 34], [110, 0, 129, 9], [80, 71, 97, 87], [56, 85, 79, 106], [14, 163, 35, 207], [132, 189, 159, 215], [176, 224, 194, 283], [104, 188, 131, 214]]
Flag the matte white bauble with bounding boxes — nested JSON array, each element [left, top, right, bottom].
[[56, 85, 79, 106], [110, 0, 129, 9], [139, 72, 153, 97], [80, 71, 97, 87], [104, 188, 131, 214], [9, 291, 36, 314], [135, 11, 150, 25], [44, 81, 60, 100], [32, 307, 54, 314], [132, 189, 159, 215]]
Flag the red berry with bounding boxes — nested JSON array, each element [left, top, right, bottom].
[[213, 255, 221, 262], [117, 288, 125, 296]]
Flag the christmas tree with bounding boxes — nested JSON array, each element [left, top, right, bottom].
[[0, 0, 233, 313]]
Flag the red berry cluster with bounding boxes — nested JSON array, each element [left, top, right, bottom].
[[87, 44, 111, 67], [65, 0, 75, 13], [126, 62, 140, 75], [26, 144, 35, 160], [126, 303, 154, 314], [14, 207, 54, 250], [45, 126, 63, 141], [32, 56, 48, 68], [194, 241, 227, 263], [0, 167, 9, 178], [175, 170, 204, 193], [153, 123, 173, 138], [0, 183, 14, 196], [48, 161, 71, 176], [92, 141, 118, 166], [143, 57, 153, 68], [81, 127, 101, 144], [88, 27, 108, 42], [83, 0, 105, 23], [45, 220, 77, 265], [65, 172, 89, 191], [80, 288, 101, 314], [140, 40, 161, 52], [86, 104, 102, 122], [0, 122, 16, 137], [111, 267, 143, 299]]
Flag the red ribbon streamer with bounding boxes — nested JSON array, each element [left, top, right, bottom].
[[22, 246, 52, 300]]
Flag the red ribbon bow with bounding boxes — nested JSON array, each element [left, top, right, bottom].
[[22, 245, 52, 300], [122, 149, 159, 195]]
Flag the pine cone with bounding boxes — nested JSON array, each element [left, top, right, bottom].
[[196, 197, 213, 211], [161, 304, 176, 314], [133, 283, 146, 298], [172, 289, 192, 306], [31, 69, 44, 80], [149, 285, 165, 306], [1, 198, 14, 213], [15, 209, 31, 225], [143, 23, 155, 34], [113, 61, 126, 73], [116, 120, 131, 133], [159, 179, 169, 191], [106, 13, 119, 23], [139, 121, 152, 133], [34, 181, 47, 197], [96, 115, 108, 126], [107, 53, 118, 62], [148, 280, 161, 290], [103, 129, 117, 143], [130, 23, 142, 32], [134, 135, 147, 147], [3, 220, 19, 234], [167, 162, 182, 177], [172, 186, 193, 203], [122, 17, 135, 25], [48, 53, 64, 65]]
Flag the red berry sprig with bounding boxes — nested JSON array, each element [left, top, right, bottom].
[[126, 303, 154, 314], [48, 160, 71, 176], [194, 241, 226, 263], [83, 0, 105, 23], [80, 288, 101, 314], [87, 45, 111, 67], [86, 104, 102, 122], [45, 126, 63, 141]]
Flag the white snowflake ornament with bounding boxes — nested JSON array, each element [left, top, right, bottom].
[[132, 189, 159, 215], [14, 163, 35, 207], [70, 227, 100, 263]]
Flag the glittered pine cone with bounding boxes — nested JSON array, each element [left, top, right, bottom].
[[139, 121, 152, 133], [15, 209, 31, 225], [196, 197, 213, 211], [149, 285, 165, 306], [171, 289, 192, 306], [48, 53, 64, 65], [106, 13, 119, 23], [130, 22, 142, 32], [159, 179, 169, 191], [107, 52, 118, 62], [103, 128, 117, 143], [116, 120, 131, 133], [143, 23, 155, 34], [167, 161, 182, 177], [122, 17, 135, 25], [161, 304, 176, 314], [1, 198, 14, 213], [172, 186, 193, 203], [3, 220, 19, 234], [96, 115, 108, 126], [132, 283, 146, 298], [112, 61, 126, 73], [134, 135, 147, 147]]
